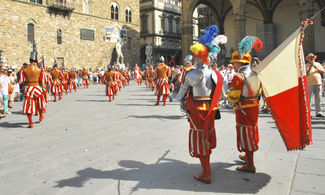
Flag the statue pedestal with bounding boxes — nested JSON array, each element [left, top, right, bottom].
[[116, 63, 126, 70]]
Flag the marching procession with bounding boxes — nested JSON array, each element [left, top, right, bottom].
[[1, 22, 323, 187], [1, 0, 325, 193]]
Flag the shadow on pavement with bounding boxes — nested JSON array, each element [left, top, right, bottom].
[[54, 158, 271, 194], [116, 104, 155, 107], [0, 122, 29, 128], [129, 115, 183, 120], [75, 100, 108, 102], [11, 111, 24, 115]]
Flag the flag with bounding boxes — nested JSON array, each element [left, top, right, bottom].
[[255, 27, 312, 151]]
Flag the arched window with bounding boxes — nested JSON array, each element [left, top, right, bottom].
[[111, 5, 115, 19], [125, 8, 132, 23], [27, 23, 34, 43], [57, 29, 62, 45], [125, 10, 129, 22], [110, 3, 119, 20], [115, 6, 119, 20]]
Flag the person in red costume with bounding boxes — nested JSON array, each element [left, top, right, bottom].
[[81, 68, 89, 88], [104, 65, 116, 102], [154, 56, 171, 106], [177, 26, 225, 183], [19, 51, 46, 128], [50, 64, 63, 102], [68, 68, 77, 92], [227, 51, 261, 173]]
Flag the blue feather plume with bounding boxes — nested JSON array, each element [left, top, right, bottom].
[[199, 25, 219, 45]]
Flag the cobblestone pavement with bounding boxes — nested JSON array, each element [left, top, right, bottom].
[[0, 82, 324, 195]]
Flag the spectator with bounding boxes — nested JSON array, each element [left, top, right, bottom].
[[0, 65, 10, 114], [0, 67, 4, 118], [305, 53, 325, 117], [7, 68, 16, 109]]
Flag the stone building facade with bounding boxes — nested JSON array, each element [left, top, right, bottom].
[[0, 0, 140, 69], [140, 0, 182, 67], [182, 0, 325, 63]]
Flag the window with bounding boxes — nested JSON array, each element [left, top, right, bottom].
[[161, 17, 165, 32], [57, 29, 62, 44], [168, 17, 173, 33], [27, 23, 34, 43], [141, 14, 148, 33], [176, 19, 180, 33], [125, 10, 128, 22], [111, 5, 115, 19], [141, 17, 148, 33], [115, 6, 118, 20], [110, 3, 119, 20], [126, 8, 132, 23], [29, 0, 42, 4]]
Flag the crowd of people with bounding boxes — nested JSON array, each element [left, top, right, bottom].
[[0, 51, 133, 126]]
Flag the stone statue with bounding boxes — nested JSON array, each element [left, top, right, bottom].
[[116, 39, 124, 66], [145, 44, 153, 65]]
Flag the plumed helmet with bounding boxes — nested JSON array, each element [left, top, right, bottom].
[[184, 55, 193, 64], [159, 56, 165, 62], [30, 52, 37, 62], [230, 51, 251, 64]]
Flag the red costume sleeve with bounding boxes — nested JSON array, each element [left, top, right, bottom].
[[227, 74, 244, 103]]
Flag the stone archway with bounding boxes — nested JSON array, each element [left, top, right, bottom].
[[181, 0, 216, 62], [181, 0, 245, 63]]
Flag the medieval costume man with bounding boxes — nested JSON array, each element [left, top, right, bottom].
[[61, 68, 69, 95], [148, 65, 155, 91], [81, 68, 89, 88], [19, 51, 46, 128], [178, 55, 195, 85], [50, 64, 63, 102], [154, 56, 171, 106], [177, 25, 225, 183], [104, 66, 116, 102], [227, 51, 261, 173], [68, 68, 77, 92], [38, 62, 51, 103]]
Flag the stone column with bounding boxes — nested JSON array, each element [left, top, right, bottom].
[[233, 13, 246, 47], [181, 0, 193, 64], [257, 23, 277, 59], [298, 0, 315, 54], [181, 21, 192, 61], [229, 0, 246, 47]]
